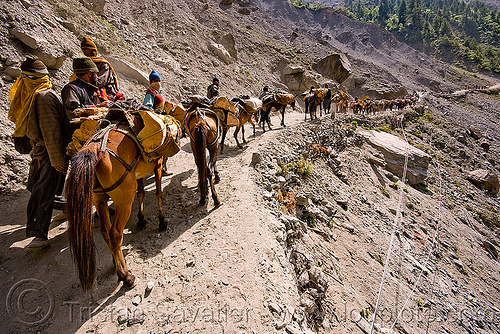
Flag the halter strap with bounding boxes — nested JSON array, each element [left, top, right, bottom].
[[93, 150, 140, 193], [82, 122, 142, 194]]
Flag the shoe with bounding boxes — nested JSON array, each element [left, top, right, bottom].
[[53, 195, 67, 211], [24, 237, 50, 250]]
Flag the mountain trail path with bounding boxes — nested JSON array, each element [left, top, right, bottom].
[[0, 110, 308, 334]]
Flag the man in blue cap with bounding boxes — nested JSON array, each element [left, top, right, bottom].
[[143, 70, 165, 112], [143, 70, 172, 175]]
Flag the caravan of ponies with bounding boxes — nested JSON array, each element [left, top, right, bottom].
[[66, 87, 416, 291]]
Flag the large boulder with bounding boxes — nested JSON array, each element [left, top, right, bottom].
[[216, 33, 237, 61], [467, 169, 499, 195], [10, 27, 40, 49], [312, 53, 352, 84], [359, 129, 431, 185], [79, 0, 107, 15], [9, 27, 66, 70], [209, 43, 231, 64], [107, 57, 149, 86]]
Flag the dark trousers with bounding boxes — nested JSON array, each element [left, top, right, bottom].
[[323, 98, 332, 113], [26, 157, 64, 239]]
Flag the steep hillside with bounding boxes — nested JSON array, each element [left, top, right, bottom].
[[0, 0, 499, 333]]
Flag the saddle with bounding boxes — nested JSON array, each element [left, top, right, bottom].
[[210, 96, 239, 127], [274, 92, 294, 105], [68, 100, 181, 162]]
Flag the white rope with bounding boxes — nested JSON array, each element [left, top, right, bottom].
[[369, 115, 410, 334], [388, 160, 443, 333]]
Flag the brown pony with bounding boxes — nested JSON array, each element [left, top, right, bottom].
[[260, 93, 295, 130], [186, 108, 221, 206], [304, 88, 327, 120], [231, 97, 259, 148], [66, 129, 166, 291]]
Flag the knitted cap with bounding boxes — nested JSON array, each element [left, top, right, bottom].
[[81, 36, 97, 50], [149, 70, 161, 82], [213, 77, 219, 83], [73, 57, 98, 75], [20, 55, 48, 74]]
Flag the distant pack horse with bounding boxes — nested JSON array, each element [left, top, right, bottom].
[[259, 92, 295, 131], [304, 88, 328, 120]]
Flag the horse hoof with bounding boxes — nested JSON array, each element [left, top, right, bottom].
[[199, 199, 206, 206], [136, 221, 147, 230], [214, 200, 222, 207], [123, 274, 136, 289], [159, 222, 167, 231]]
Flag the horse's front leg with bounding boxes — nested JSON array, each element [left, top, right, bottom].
[[233, 126, 242, 148], [136, 178, 147, 230], [281, 107, 286, 127], [220, 127, 228, 153], [241, 121, 246, 143], [154, 159, 166, 231]]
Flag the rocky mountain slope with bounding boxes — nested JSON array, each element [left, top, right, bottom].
[[0, 0, 499, 333]]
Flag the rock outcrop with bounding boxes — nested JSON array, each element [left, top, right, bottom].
[[359, 129, 431, 185], [215, 32, 237, 61], [107, 57, 149, 86], [9, 27, 66, 70], [467, 169, 499, 195], [209, 43, 231, 64], [312, 53, 352, 84]]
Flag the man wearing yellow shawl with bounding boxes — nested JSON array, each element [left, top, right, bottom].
[[80, 36, 124, 101], [8, 56, 72, 250]]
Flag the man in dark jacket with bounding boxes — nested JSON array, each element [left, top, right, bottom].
[[61, 57, 99, 128], [9, 56, 72, 249], [207, 77, 220, 100]]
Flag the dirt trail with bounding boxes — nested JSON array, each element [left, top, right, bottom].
[[0, 110, 307, 334]]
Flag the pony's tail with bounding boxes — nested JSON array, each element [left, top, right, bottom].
[[66, 148, 97, 291], [194, 121, 208, 201]]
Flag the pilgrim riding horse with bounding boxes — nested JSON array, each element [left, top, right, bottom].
[[185, 107, 221, 206], [66, 110, 181, 291]]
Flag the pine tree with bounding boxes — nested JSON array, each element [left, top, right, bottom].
[[399, 0, 407, 25], [379, 0, 390, 24]]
